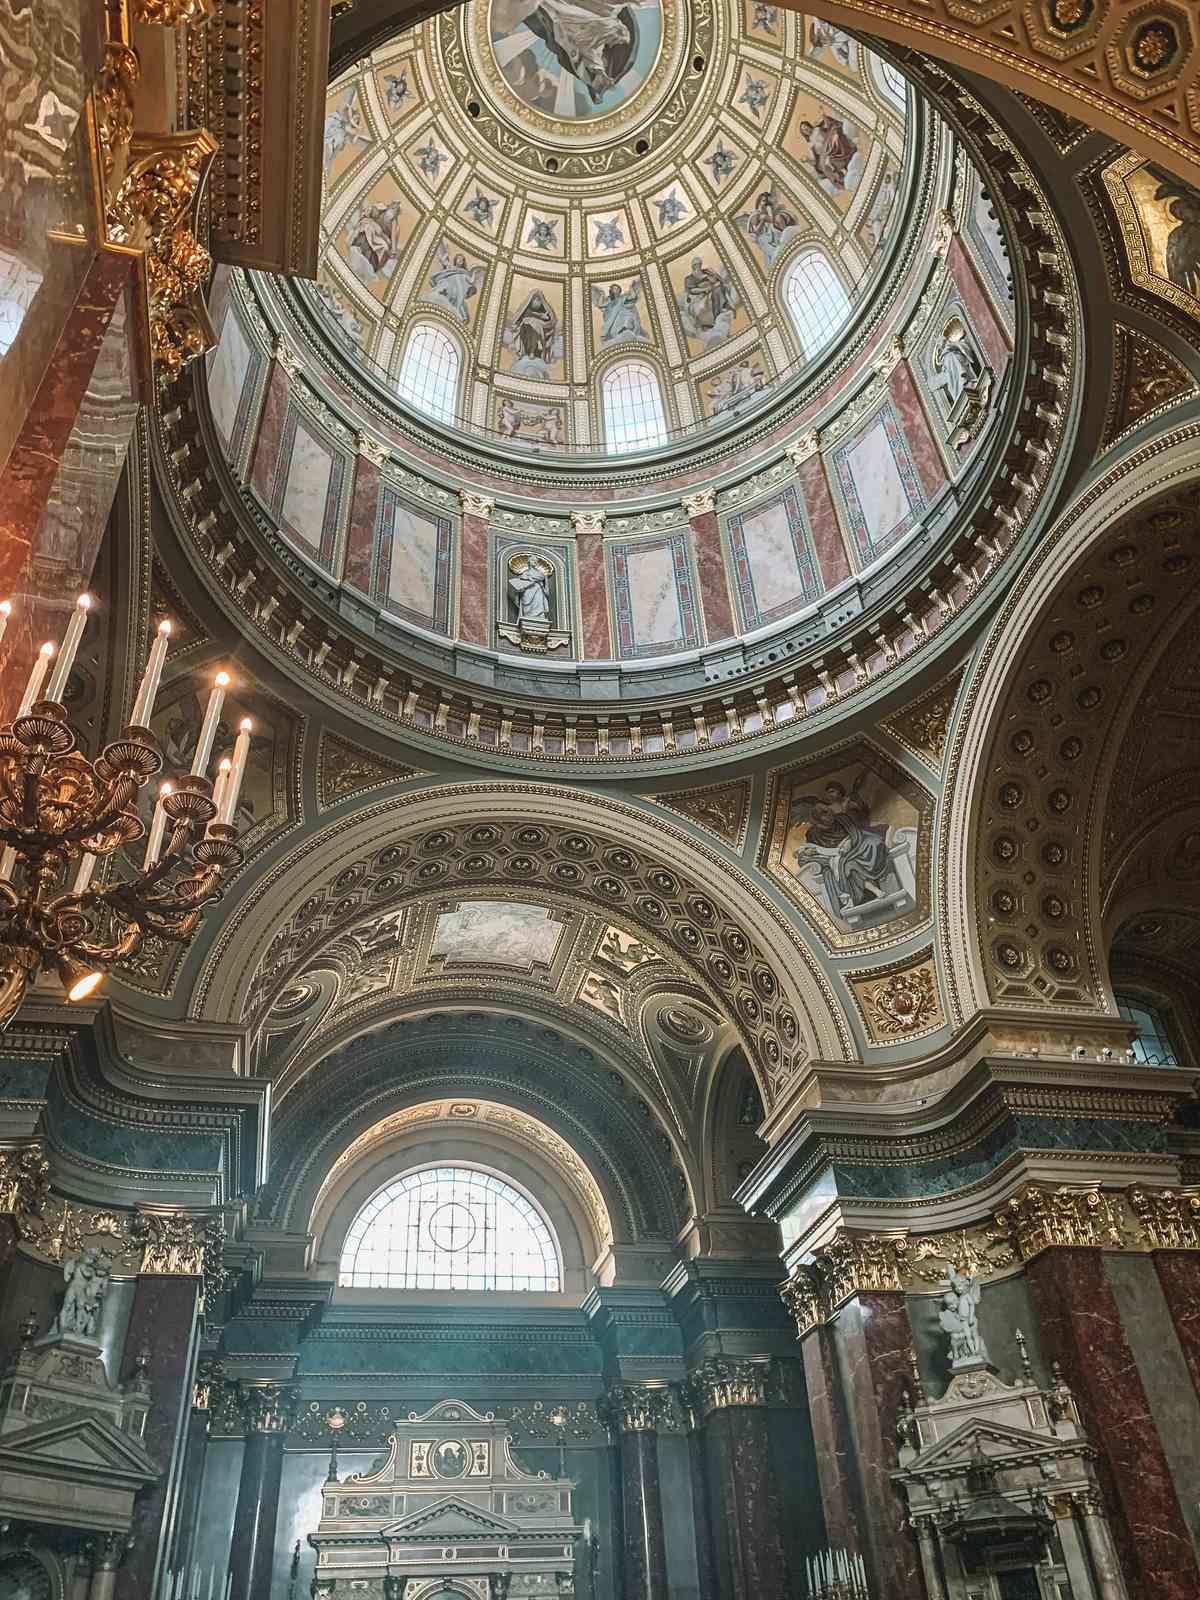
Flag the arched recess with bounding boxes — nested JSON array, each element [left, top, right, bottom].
[[942, 421, 1200, 1024], [256, 1010, 690, 1275], [309, 1099, 613, 1294], [191, 785, 856, 1106], [332, 2, 1200, 192]]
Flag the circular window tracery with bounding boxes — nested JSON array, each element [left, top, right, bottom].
[[339, 1164, 563, 1290]]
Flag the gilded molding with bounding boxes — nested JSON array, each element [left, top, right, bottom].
[[0, 1144, 50, 1216], [811, 1229, 909, 1307], [460, 490, 496, 519], [132, 0, 216, 20], [779, 1269, 821, 1338]]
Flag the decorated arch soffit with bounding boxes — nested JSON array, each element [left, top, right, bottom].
[[941, 420, 1200, 1025], [185, 784, 857, 1110]]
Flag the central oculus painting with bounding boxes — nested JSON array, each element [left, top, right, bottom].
[[489, 0, 664, 120]]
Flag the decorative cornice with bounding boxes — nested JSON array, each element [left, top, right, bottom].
[[356, 432, 390, 467], [786, 431, 820, 470]]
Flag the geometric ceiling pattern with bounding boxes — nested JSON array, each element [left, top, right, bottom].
[[310, 4, 908, 450]]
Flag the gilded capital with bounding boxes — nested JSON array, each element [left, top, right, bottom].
[[460, 490, 496, 519], [599, 1383, 671, 1434], [0, 1141, 50, 1216], [693, 1356, 771, 1413], [780, 1267, 821, 1337], [682, 488, 716, 518], [810, 1229, 909, 1308], [991, 1183, 1127, 1259], [239, 1381, 299, 1434], [1126, 1184, 1200, 1251], [132, 0, 216, 20]]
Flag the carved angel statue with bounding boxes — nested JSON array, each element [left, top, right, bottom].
[[938, 1269, 989, 1366], [57, 1245, 112, 1340]]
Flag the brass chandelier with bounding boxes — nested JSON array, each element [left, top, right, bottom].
[[0, 595, 253, 1026]]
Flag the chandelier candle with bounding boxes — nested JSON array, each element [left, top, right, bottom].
[[144, 782, 174, 870], [45, 593, 92, 702], [217, 719, 253, 827], [18, 643, 54, 718], [191, 671, 231, 775], [130, 619, 173, 727], [206, 760, 232, 838]]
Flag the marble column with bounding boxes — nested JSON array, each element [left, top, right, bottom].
[[797, 1320, 862, 1555], [342, 435, 386, 597], [911, 1516, 947, 1600], [458, 489, 494, 646], [1025, 1248, 1200, 1598], [606, 1385, 669, 1600], [115, 1275, 201, 1600], [1147, 1249, 1200, 1398], [572, 510, 611, 658], [681, 1397, 718, 1600], [695, 1359, 786, 1600], [1074, 1491, 1126, 1600], [88, 1534, 128, 1600], [824, 1290, 919, 1600], [228, 1382, 297, 1600], [787, 436, 851, 589]]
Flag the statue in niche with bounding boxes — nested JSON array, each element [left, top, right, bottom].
[[56, 1246, 112, 1340], [938, 1269, 990, 1368], [501, 552, 568, 655], [929, 315, 992, 448]]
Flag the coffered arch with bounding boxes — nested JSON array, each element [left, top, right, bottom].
[[942, 420, 1200, 1023], [191, 784, 857, 1107]]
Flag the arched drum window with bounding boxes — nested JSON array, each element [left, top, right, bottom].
[[395, 322, 461, 424], [339, 1165, 562, 1290], [601, 359, 669, 452], [782, 252, 852, 361]]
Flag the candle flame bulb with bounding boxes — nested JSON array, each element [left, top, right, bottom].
[[129, 617, 173, 727], [45, 593, 92, 703]]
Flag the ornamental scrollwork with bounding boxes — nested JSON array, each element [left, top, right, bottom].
[[506, 1400, 605, 1442], [0, 1142, 50, 1216], [780, 1268, 821, 1338], [131, 0, 216, 21], [990, 1184, 1128, 1258], [239, 1381, 300, 1435]]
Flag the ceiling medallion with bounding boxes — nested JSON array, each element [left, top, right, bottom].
[[440, 0, 708, 177]]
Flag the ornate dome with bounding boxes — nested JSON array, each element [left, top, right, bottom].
[[307, 4, 910, 455]]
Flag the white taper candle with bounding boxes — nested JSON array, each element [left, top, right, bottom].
[[206, 758, 232, 838], [144, 782, 173, 869], [18, 642, 54, 717], [72, 852, 97, 896], [130, 618, 172, 727], [190, 672, 231, 776], [45, 593, 91, 702], [217, 718, 252, 827], [0, 847, 14, 882]]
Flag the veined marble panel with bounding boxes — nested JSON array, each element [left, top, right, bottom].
[[206, 308, 257, 460], [276, 411, 345, 569], [607, 532, 700, 659], [725, 485, 822, 630], [829, 402, 925, 569], [374, 489, 453, 634]]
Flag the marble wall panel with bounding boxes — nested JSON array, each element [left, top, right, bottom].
[[1026, 1247, 1200, 1598], [206, 304, 265, 468], [276, 412, 346, 569], [577, 527, 613, 658], [608, 532, 701, 659], [796, 455, 852, 589], [947, 234, 1010, 372], [250, 359, 290, 506], [962, 168, 1015, 325], [372, 488, 453, 634], [829, 401, 926, 570], [1151, 1250, 1200, 1401], [725, 485, 823, 631], [458, 510, 490, 645], [889, 361, 946, 502], [689, 507, 735, 642], [343, 454, 382, 596], [800, 1324, 862, 1555]]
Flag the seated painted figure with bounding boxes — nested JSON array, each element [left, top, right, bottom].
[[790, 777, 918, 930]]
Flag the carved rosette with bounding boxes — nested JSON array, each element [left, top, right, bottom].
[[693, 1357, 771, 1414], [239, 1381, 300, 1434], [599, 1383, 673, 1434]]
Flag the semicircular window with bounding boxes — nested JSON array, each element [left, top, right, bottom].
[[782, 251, 852, 361], [602, 359, 669, 453], [395, 322, 461, 424], [339, 1165, 562, 1290]]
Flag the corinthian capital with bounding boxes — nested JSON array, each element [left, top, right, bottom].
[[571, 509, 605, 537], [693, 1356, 771, 1414], [682, 488, 716, 518], [599, 1382, 671, 1434], [460, 489, 496, 519], [238, 1380, 299, 1435]]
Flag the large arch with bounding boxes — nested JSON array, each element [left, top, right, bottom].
[[942, 418, 1200, 1023]]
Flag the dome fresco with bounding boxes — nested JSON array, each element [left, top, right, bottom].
[[309, 2, 909, 454]]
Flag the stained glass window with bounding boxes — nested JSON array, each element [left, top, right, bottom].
[[339, 1165, 562, 1290], [1115, 996, 1180, 1066], [395, 323, 461, 424], [602, 359, 669, 452], [782, 252, 852, 360]]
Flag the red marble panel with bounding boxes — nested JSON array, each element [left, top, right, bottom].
[[948, 234, 1010, 371], [344, 454, 381, 595], [458, 510, 491, 646], [1149, 1250, 1200, 1401], [0, 249, 134, 598], [800, 1323, 863, 1556], [576, 529, 612, 659], [116, 1275, 200, 1600], [830, 1292, 919, 1600], [796, 455, 851, 586], [890, 362, 946, 504], [689, 508, 735, 642], [619, 1429, 669, 1600], [250, 358, 290, 505], [1026, 1248, 1200, 1598]]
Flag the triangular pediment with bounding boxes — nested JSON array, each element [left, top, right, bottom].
[[383, 1497, 520, 1538], [902, 1416, 1071, 1476], [0, 1413, 158, 1484]]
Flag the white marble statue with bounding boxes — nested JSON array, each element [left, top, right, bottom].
[[57, 1246, 112, 1340], [938, 1269, 989, 1367], [931, 319, 984, 410], [508, 554, 554, 626]]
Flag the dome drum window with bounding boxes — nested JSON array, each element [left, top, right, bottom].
[[601, 359, 670, 453], [782, 251, 853, 362], [339, 1165, 563, 1290], [395, 323, 462, 425]]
